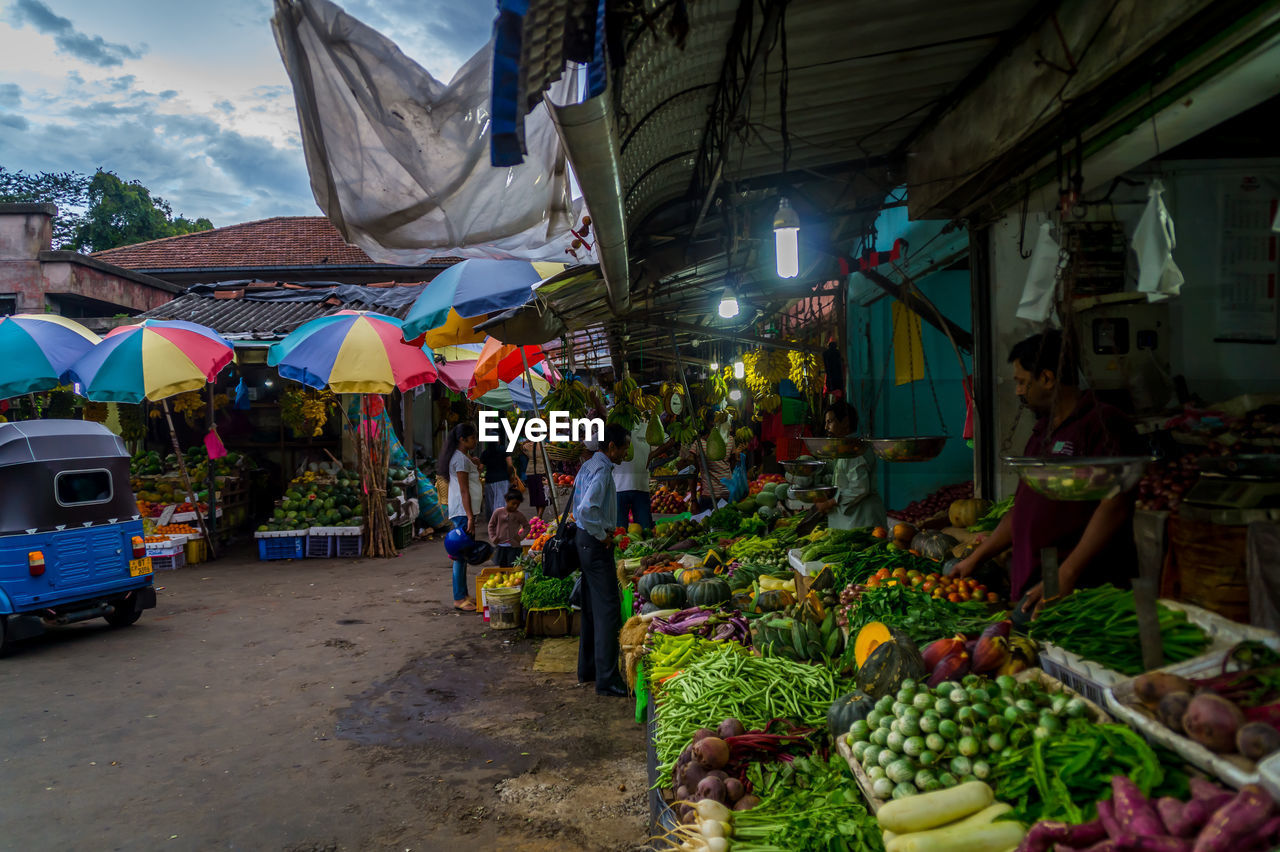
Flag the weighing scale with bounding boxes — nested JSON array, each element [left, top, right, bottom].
[[1182, 455, 1280, 510]]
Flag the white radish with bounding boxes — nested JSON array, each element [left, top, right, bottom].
[[700, 820, 727, 839], [705, 838, 729, 852], [693, 799, 732, 822]]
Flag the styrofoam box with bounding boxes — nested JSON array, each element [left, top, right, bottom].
[[1038, 598, 1276, 706], [1106, 642, 1280, 789], [787, 548, 823, 576]]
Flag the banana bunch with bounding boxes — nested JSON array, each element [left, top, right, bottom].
[[758, 349, 791, 382], [667, 415, 698, 445], [544, 379, 590, 416], [701, 373, 727, 407], [734, 426, 754, 445], [788, 351, 821, 394]]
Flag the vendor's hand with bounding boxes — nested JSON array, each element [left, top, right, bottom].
[[466, 515, 475, 535], [948, 555, 978, 578], [1020, 582, 1045, 618]]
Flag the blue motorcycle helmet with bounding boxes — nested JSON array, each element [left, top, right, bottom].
[[444, 526, 473, 559], [444, 527, 495, 565]]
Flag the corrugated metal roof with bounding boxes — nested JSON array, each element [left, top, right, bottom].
[[137, 284, 427, 341]]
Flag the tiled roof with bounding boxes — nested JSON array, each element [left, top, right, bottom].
[[90, 216, 446, 270], [138, 283, 426, 341]]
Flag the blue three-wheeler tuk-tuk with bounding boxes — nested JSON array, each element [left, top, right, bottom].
[[0, 420, 157, 656]]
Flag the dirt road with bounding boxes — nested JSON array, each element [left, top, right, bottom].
[[0, 542, 647, 851]]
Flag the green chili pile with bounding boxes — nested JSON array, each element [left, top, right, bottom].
[[1029, 585, 1211, 675], [730, 754, 885, 852], [653, 646, 852, 786], [992, 718, 1189, 825]]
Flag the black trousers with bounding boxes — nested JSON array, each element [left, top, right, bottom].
[[494, 544, 521, 567], [574, 527, 623, 691]]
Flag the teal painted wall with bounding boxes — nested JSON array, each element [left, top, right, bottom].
[[846, 270, 974, 512]]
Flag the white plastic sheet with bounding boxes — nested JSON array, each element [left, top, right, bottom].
[[1016, 222, 1063, 324], [271, 0, 586, 263], [1131, 179, 1184, 302]]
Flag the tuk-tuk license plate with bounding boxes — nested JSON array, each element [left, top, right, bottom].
[[129, 557, 152, 576]]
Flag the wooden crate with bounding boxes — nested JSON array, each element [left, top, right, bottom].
[[1169, 516, 1250, 622]]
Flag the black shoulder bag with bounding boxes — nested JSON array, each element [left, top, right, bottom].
[[541, 483, 580, 579]]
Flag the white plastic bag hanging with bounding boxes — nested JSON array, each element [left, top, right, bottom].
[[1016, 222, 1063, 323], [1131, 179, 1184, 302]]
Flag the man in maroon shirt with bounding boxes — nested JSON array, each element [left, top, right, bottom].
[[952, 331, 1141, 616]]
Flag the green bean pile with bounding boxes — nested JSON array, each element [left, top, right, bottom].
[[653, 646, 853, 786], [1029, 585, 1210, 676]]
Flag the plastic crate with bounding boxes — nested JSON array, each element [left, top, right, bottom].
[[392, 522, 413, 550], [1035, 597, 1269, 706], [254, 530, 306, 561], [305, 535, 334, 558], [334, 532, 363, 558], [1106, 641, 1280, 789], [152, 551, 186, 571]]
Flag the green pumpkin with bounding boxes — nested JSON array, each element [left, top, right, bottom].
[[648, 583, 686, 609], [678, 568, 708, 585], [729, 591, 754, 612], [685, 577, 732, 608], [808, 564, 835, 592], [855, 634, 926, 699], [910, 530, 959, 561], [753, 589, 795, 613], [828, 690, 876, 740], [637, 571, 675, 599]]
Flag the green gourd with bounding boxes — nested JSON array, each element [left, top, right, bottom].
[[753, 589, 795, 613], [828, 690, 876, 740], [645, 416, 665, 446], [648, 583, 686, 609], [637, 571, 676, 599], [855, 634, 927, 699], [706, 427, 727, 462]]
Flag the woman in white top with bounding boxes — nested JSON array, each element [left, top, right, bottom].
[[613, 421, 653, 529], [442, 422, 482, 610]]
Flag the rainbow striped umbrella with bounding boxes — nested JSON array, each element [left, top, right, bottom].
[[0, 314, 101, 398], [65, 319, 233, 403], [269, 310, 437, 394]]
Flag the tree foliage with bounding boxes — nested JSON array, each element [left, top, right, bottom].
[[0, 166, 213, 252], [0, 166, 90, 249]]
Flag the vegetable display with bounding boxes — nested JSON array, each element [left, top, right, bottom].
[[654, 647, 852, 786], [879, 781, 1027, 852], [842, 584, 1003, 648], [843, 674, 1095, 801], [892, 481, 974, 524], [1029, 586, 1211, 676]]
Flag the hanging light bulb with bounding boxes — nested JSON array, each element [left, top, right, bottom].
[[733, 359, 745, 380], [717, 284, 739, 319], [773, 197, 800, 278], [709, 361, 719, 371], [728, 389, 742, 402]]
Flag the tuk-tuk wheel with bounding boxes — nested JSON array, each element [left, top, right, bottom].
[[104, 602, 142, 628]]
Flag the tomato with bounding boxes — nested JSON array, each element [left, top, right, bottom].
[[911, 576, 925, 587], [947, 592, 961, 602], [986, 592, 1000, 603]]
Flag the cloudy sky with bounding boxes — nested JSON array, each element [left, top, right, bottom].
[[0, 0, 493, 226]]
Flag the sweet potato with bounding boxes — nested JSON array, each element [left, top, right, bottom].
[[1155, 798, 1182, 834], [1192, 785, 1275, 852], [1114, 837, 1191, 852], [1016, 819, 1106, 852], [1167, 793, 1233, 838], [1112, 775, 1165, 835], [1188, 778, 1227, 800], [1098, 799, 1122, 838]]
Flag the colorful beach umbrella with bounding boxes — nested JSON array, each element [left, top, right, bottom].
[[66, 319, 233, 403], [0, 314, 101, 398], [402, 259, 565, 342], [421, 308, 489, 349], [476, 370, 553, 412], [467, 338, 550, 399], [433, 341, 557, 409], [268, 310, 437, 394]]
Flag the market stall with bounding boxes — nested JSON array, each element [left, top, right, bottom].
[[589, 452, 1280, 852]]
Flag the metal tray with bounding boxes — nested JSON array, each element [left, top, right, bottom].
[[1004, 456, 1156, 501], [801, 435, 867, 459], [787, 485, 837, 503], [1196, 454, 1280, 480], [867, 436, 947, 463], [781, 459, 828, 476]]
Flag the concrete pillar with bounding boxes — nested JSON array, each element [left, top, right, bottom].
[[0, 203, 55, 313]]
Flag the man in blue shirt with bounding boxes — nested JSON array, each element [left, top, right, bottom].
[[573, 423, 631, 697]]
